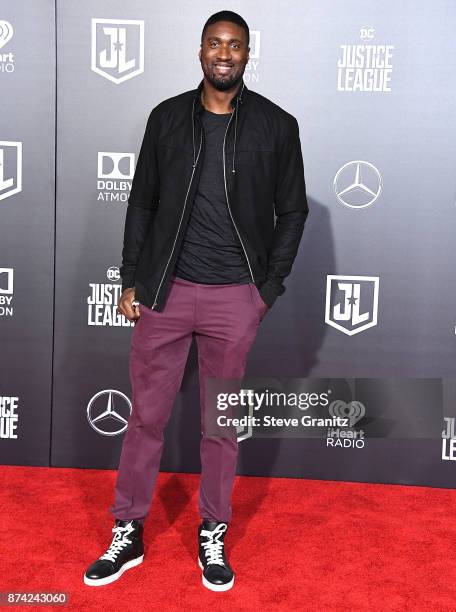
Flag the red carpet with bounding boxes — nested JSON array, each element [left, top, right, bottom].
[[2, 465, 456, 611]]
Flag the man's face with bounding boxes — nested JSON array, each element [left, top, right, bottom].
[[199, 21, 249, 91]]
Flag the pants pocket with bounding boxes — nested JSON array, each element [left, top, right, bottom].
[[248, 283, 264, 319]]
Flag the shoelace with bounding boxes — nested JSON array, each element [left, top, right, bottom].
[[99, 522, 135, 563], [200, 523, 227, 566]]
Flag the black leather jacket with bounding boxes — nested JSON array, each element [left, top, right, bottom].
[[120, 78, 308, 311]]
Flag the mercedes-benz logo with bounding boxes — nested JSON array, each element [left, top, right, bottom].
[[334, 161, 382, 209], [87, 389, 132, 436]]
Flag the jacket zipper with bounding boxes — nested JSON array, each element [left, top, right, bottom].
[[222, 109, 255, 284], [151, 129, 203, 309]]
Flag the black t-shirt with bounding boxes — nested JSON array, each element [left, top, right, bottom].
[[173, 108, 252, 285]]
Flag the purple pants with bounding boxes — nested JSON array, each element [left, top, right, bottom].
[[109, 275, 265, 524]]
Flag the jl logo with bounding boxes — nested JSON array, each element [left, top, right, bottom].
[[91, 18, 144, 84], [0, 141, 22, 202], [325, 275, 379, 335]]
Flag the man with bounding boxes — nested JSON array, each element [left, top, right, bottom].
[[84, 10, 308, 592]]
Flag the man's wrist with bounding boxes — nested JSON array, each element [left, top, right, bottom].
[[258, 280, 283, 309], [121, 279, 135, 293]]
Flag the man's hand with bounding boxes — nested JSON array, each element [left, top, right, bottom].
[[256, 293, 269, 322], [117, 287, 140, 322]]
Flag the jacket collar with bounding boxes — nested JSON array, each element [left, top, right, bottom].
[[193, 78, 247, 115]]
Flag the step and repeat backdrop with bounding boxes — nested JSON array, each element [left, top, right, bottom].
[[2, 0, 456, 488]]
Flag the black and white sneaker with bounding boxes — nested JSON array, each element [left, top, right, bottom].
[[84, 519, 144, 586], [198, 520, 235, 592]]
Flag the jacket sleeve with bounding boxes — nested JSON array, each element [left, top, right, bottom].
[[119, 108, 160, 292], [258, 115, 308, 309]]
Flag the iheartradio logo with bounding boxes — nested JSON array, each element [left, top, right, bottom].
[[0, 21, 13, 50]]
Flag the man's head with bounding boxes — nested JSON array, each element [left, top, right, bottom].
[[199, 11, 250, 92]]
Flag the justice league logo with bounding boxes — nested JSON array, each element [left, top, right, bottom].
[[337, 25, 394, 92], [87, 267, 134, 327], [0, 141, 22, 202], [91, 18, 144, 84], [325, 275, 379, 335]]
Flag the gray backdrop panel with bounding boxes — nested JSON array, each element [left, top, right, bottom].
[[2, 1, 454, 487], [0, 0, 55, 466]]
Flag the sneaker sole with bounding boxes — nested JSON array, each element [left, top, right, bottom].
[[197, 557, 235, 592], [83, 554, 144, 587]]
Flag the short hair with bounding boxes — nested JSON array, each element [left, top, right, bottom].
[[201, 10, 250, 47]]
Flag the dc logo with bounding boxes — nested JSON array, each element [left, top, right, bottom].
[[87, 389, 132, 436], [91, 18, 144, 84], [325, 275, 379, 335], [98, 152, 135, 179], [0, 268, 13, 294], [106, 266, 120, 282], [329, 400, 365, 427], [360, 26, 375, 40], [249, 31, 260, 59], [0, 141, 22, 202]]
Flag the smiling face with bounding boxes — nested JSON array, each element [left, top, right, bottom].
[[199, 20, 250, 91]]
